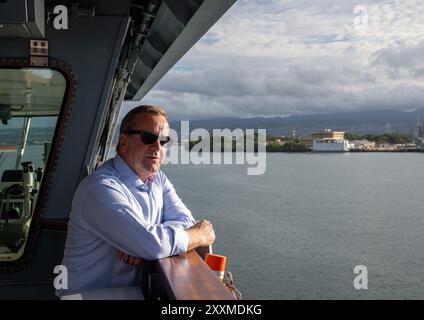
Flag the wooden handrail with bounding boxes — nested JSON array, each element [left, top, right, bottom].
[[155, 250, 236, 300]]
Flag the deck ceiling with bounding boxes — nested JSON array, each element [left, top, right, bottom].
[[125, 0, 236, 100], [44, 0, 236, 100]]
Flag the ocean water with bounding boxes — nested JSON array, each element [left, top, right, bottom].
[[162, 153, 424, 299]]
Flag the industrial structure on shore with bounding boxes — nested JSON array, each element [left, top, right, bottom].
[[296, 122, 424, 152]]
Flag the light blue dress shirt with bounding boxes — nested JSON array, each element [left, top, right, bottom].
[[57, 155, 195, 295]]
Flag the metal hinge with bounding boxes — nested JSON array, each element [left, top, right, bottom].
[[30, 40, 49, 67]]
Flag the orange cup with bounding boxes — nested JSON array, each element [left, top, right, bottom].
[[205, 253, 227, 280]]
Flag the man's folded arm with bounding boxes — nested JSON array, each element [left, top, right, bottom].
[[79, 183, 189, 260], [161, 172, 196, 228]]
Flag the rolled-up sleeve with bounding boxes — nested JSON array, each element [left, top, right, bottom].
[[78, 181, 189, 260]]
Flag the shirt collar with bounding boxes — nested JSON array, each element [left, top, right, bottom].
[[112, 154, 156, 190]]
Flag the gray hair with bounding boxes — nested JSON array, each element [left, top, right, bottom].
[[116, 105, 168, 152]]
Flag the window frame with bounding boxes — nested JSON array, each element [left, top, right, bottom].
[[0, 58, 77, 271]]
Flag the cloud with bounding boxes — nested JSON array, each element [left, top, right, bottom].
[[135, 0, 424, 120], [371, 40, 424, 78]]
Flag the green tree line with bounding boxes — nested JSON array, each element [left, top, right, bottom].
[[344, 133, 414, 144]]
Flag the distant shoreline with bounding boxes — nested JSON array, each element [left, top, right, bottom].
[[347, 149, 424, 153], [266, 149, 424, 153]]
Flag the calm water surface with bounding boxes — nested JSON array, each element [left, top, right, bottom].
[[162, 153, 424, 299]]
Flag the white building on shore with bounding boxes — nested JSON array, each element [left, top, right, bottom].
[[311, 129, 350, 152], [313, 138, 350, 152]]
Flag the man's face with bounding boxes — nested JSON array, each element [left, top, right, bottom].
[[119, 113, 169, 180]]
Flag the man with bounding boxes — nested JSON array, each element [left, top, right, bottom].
[[58, 105, 215, 296]]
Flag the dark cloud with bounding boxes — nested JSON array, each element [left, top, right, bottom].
[[372, 40, 424, 77]]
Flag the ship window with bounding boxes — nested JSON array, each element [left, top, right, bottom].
[[0, 68, 66, 262]]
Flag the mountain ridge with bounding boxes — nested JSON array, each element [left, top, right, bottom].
[[170, 109, 424, 137]]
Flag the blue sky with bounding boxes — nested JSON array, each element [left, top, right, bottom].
[[125, 0, 424, 120]]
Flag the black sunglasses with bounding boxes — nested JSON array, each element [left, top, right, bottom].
[[124, 130, 171, 146]]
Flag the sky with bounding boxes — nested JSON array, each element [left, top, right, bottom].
[[125, 0, 424, 120]]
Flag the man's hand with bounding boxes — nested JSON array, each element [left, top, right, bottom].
[[185, 219, 216, 252]]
